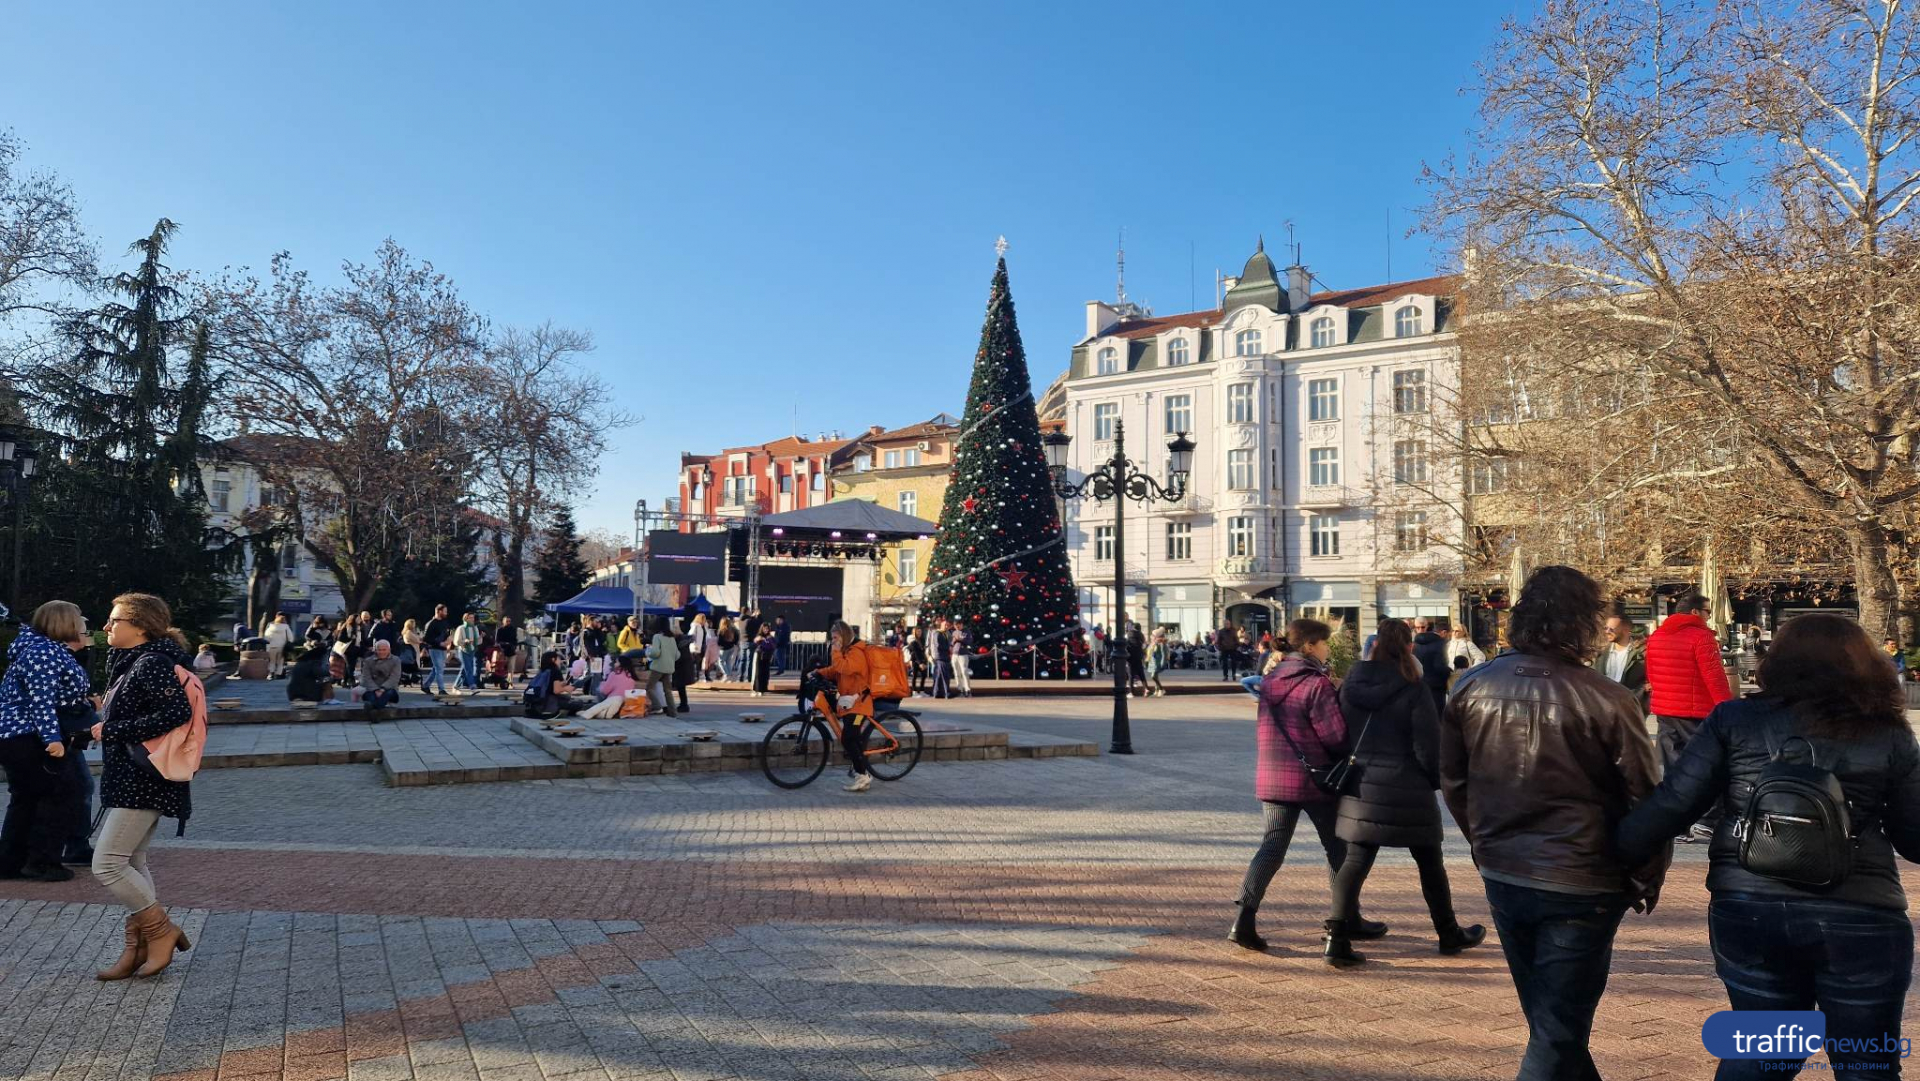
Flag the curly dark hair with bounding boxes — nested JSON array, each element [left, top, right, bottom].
[[1506, 565, 1604, 663], [1758, 613, 1903, 735]]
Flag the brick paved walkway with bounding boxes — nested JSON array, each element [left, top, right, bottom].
[[4, 695, 1911, 1080]]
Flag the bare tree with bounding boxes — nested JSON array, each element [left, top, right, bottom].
[[204, 241, 485, 611], [577, 527, 629, 572], [0, 131, 95, 324], [458, 324, 631, 621], [1427, 0, 1920, 637]]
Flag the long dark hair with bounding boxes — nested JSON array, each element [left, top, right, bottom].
[[1371, 619, 1422, 684], [1507, 565, 1604, 663], [1758, 613, 1903, 735]]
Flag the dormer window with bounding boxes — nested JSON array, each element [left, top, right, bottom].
[[1310, 316, 1335, 349], [855, 453, 872, 472], [1166, 337, 1190, 366], [1394, 305, 1423, 337], [1234, 329, 1263, 357], [1097, 346, 1120, 375]]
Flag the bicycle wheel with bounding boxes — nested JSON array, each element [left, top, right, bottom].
[[865, 711, 923, 781], [762, 715, 831, 789]]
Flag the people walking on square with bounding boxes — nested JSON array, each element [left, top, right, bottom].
[[453, 611, 483, 692], [92, 592, 198, 981], [358, 640, 402, 714], [1645, 594, 1734, 841], [421, 605, 452, 696], [773, 615, 791, 674], [645, 617, 679, 717], [750, 625, 775, 696], [399, 617, 424, 685], [263, 612, 294, 678], [951, 625, 974, 697], [0, 600, 93, 883], [1446, 623, 1487, 671], [717, 617, 740, 682], [1442, 566, 1665, 1081], [907, 626, 929, 694], [1410, 618, 1451, 716], [1216, 622, 1241, 681], [1323, 619, 1484, 967], [1592, 609, 1649, 710], [1618, 612, 1920, 1079], [371, 609, 399, 651], [1145, 627, 1169, 696], [1231, 618, 1386, 952], [671, 618, 697, 713], [1883, 636, 1907, 675], [1125, 622, 1147, 696], [931, 620, 953, 699], [493, 616, 521, 683]]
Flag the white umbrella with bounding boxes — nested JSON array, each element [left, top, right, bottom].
[[1507, 547, 1528, 608], [1700, 542, 1733, 632]]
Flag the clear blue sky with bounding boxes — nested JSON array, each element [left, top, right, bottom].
[[4, 0, 1510, 540]]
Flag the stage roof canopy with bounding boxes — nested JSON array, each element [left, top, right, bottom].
[[757, 501, 939, 541]]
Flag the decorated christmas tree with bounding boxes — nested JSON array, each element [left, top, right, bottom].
[[922, 253, 1081, 677]]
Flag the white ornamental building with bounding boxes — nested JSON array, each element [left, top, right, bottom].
[[1059, 241, 1462, 643]]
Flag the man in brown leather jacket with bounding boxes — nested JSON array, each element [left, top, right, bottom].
[[1441, 565, 1669, 1081]]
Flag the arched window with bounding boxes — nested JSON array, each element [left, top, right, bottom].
[[1310, 316, 1335, 348], [1394, 305, 1423, 337], [1234, 329, 1263, 356], [1097, 346, 1120, 375], [1166, 337, 1190, 366]]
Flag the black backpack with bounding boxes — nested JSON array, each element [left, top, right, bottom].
[[1733, 734, 1855, 889]]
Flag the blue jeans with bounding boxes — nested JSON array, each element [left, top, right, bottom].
[[1240, 674, 1262, 696], [362, 687, 399, 710], [1483, 879, 1630, 1081], [458, 651, 479, 689], [1707, 895, 1913, 1078], [773, 645, 788, 672], [426, 649, 449, 694]]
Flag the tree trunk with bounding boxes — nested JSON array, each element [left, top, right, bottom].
[[1847, 517, 1902, 642], [493, 532, 527, 622]]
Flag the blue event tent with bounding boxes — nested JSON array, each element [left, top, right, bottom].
[[547, 586, 714, 618]]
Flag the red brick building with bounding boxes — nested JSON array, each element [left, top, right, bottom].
[[678, 432, 866, 528]]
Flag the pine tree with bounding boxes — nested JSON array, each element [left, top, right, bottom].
[[373, 510, 494, 619], [922, 258, 1079, 675], [530, 506, 592, 607]]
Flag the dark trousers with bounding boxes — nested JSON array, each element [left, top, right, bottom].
[[841, 715, 871, 776], [1236, 799, 1345, 912], [363, 687, 399, 710], [0, 735, 69, 873], [1656, 714, 1721, 828], [1331, 842, 1458, 931], [1708, 896, 1913, 1078], [63, 750, 93, 859], [1484, 879, 1630, 1081], [752, 655, 771, 694], [931, 661, 950, 699], [1221, 649, 1239, 680], [773, 645, 788, 673]]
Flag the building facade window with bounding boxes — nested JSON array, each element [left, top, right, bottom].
[[1097, 346, 1120, 374], [1163, 394, 1192, 436], [1227, 516, 1254, 557], [1393, 439, 1429, 485], [1395, 305, 1423, 337], [1393, 369, 1429, 414], [897, 548, 918, 585], [1165, 521, 1192, 561], [1094, 525, 1114, 560], [1395, 510, 1429, 553], [810, 471, 824, 491], [780, 472, 794, 493], [209, 478, 231, 513], [1308, 378, 1339, 421], [1470, 458, 1511, 494], [1270, 448, 1280, 489], [1166, 337, 1190, 366], [1310, 515, 1341, 557], [854, 454, 871, 472], [1226, 383, 1254, 424], [1227, 449, 1254, 490], [898, 491, 917, 518], [884, 450, 900, 469], [1093, 402, 1118, 440], [1234, 329, 1262, 356], [904, 448, 921, 467], [1311, 316, 1336, 348], [1309, 447, 1340, 486]]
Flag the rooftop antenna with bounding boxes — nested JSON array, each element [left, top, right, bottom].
[[1386, 207, 1393, 282], [1116, 227, 1128, 307], [1284, 219, 1298, 265]]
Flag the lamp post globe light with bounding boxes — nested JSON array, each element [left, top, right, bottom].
[[0, 429, 40, 612], [1044, 420, 1194, 754]]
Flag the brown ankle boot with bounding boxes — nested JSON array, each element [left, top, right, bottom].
[[131, 905, 191, 978], [96, 912, 146, 981]]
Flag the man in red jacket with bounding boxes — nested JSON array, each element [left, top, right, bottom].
[[1644, 594, 1733, 839]]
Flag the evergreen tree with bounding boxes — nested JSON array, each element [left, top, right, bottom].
[[372, 510, 494, 620], [922, 258, 1079, 675], [27, 219, 229, 624], [530, 506, 592, 606]]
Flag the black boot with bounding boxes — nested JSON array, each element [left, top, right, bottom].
[[1227, 905, 1267, 952], [1351, 916, 1389, 940], [1436, 922, 1487, 955], [1323, 919, 1365, 968]]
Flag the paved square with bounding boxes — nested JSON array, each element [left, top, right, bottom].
[[5, 693, 1915, 1080]]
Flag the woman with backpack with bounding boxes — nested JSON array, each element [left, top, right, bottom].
[[92, 592, 198, 980], [1322, 620, 1485, 966], [1618, 613, 1920, 1077]]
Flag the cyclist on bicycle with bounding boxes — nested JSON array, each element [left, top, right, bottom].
[[815, 620, 895, 793]]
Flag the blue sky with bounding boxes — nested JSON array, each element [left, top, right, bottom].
[[3, 0, 1510, 539]]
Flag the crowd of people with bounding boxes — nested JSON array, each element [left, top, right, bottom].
[[1233, 566, 1920, 1077]]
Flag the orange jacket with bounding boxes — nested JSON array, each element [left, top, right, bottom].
[[816, 642, 876, 717]]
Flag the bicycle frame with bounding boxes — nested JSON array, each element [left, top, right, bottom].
[[809, 690, 903, 756]]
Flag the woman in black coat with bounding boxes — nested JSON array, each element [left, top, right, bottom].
[[671, 620, 697, 713], [1323, 618, 1485, 966], [1618, 613, 1920, 1078]]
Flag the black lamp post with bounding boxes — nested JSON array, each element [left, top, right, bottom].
[[1043, 420, 1195, 754], [0, 429, 39, 612]]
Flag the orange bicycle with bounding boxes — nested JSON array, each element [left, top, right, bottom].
[[761, 672, 924, 788]]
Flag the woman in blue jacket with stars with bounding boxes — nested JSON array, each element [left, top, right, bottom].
[[0, 600, 94, 882]]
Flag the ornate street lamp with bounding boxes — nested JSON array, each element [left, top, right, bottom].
[[1044, 421, 1195, 754], [0, 430, 40, 612]]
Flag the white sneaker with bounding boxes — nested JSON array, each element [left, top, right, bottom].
[[843, 773, 872, 793]]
